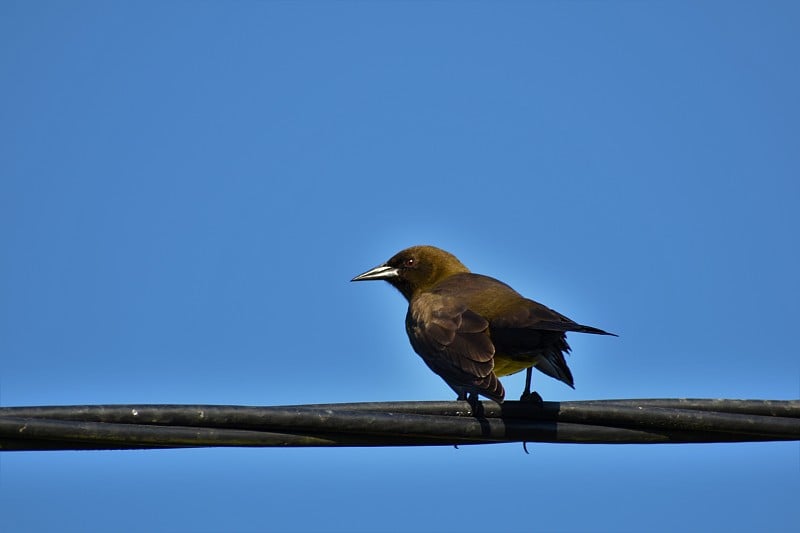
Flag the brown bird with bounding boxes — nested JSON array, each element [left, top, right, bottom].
[[352, 245, 616, 403]]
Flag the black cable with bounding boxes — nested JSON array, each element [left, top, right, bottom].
[[1, 399, 797, 451]]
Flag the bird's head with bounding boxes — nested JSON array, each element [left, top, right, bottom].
[[351, 245, 470, 301]]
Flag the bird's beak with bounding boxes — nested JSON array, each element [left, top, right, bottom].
[[351, 263, 399, 282]]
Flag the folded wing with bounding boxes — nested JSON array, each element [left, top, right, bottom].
[[406, 292, 504, 402]]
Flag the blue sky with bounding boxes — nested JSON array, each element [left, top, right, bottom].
[[1, 1, 798, 532]]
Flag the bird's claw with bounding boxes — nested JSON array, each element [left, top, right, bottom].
[[519, 390, 543, 405]]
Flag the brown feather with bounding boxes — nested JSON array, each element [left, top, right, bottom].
[[353, 245, 615, 402]]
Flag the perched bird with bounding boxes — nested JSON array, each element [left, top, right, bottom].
[[352, 245, 616, 403]]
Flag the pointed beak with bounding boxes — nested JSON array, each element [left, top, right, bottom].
[[351, 263, 400, 282]]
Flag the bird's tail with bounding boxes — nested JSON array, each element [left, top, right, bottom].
[[573, 324, 617, 336], [533, 323, 615, 387], [533, 347, 575, 388]]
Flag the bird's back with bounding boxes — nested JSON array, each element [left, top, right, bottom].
[[429, 272, 581, 334]]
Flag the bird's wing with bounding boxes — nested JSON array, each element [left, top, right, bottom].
[[407, 292, 504, 402], [493, 299, 614, 335], [432, 273, 615, 336]]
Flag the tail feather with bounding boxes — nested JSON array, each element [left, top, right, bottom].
[[526, 320, 617, 336], [533, 349, 575, 388], [573, 323, 617, 336]]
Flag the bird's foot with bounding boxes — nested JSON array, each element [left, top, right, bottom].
[[519, 390, 543, 405], [465, 392, 484, 416]]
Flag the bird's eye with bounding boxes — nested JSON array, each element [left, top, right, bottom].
[[404, 257, 415, 267]]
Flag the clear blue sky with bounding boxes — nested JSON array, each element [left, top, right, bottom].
[[1, 2, 798, 532]]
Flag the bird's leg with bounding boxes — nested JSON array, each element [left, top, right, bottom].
[[465, 392, 484, 416], [519, 368, 543, 404], [522, 367, 532, 397]]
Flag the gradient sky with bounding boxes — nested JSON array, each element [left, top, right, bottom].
[[1, 2, 798, 532]]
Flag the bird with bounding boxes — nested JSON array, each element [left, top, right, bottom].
[[351, 245, 616, 403]]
